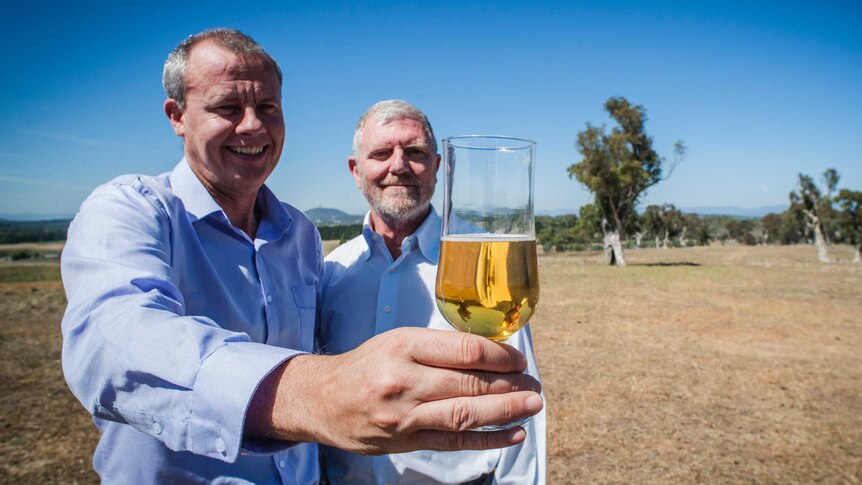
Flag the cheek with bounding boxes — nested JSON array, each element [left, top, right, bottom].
[[414, 164, 436, 183], [267, 118, 286, 142], [364, 165, 389, 183]]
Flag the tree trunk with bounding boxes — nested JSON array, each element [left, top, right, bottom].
[[853, 246, 861, 264], [813, 220, 830, 263], [655, 236, 660, 248], [635, 232, 643, 248], [601, 218, 627, 266], [679, 226, 687, 247], [662, 229, 669, 249]]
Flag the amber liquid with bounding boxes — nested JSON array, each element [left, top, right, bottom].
[[435, 235, 539, 341]]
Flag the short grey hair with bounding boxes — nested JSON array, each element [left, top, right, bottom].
[[163, 28, 282, 109], [352, 100, 437, 157]]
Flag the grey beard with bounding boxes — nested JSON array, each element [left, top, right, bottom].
[[369, 195, 431, 223]]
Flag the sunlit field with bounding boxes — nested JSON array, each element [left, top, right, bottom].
[[536, 244, 861, 483], [1, 243, 859, 483]]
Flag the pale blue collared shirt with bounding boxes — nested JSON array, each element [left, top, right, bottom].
[[320, 207, 546, 485], [61, 159, 321, 484]]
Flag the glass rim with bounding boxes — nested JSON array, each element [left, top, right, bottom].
[[443, 134, 536, 150]]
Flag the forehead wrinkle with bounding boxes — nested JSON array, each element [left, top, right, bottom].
[[185, 47, 280, 103], [193, 79, 280, 107], [363, 134, 430, 153]]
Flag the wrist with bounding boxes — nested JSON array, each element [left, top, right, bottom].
[[245, 354, 335, 444]]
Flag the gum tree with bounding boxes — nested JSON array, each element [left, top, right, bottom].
[[568, 97, 685, 265], [835, 189, 861, 263], [789, 169, 839, 263]]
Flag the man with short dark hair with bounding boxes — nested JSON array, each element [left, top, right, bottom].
[[61, 31, 542, 483], [320, 100, 546, 484]]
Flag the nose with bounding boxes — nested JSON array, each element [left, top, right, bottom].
[[237, 107, 265, 135], [389, 147, 409, 174]]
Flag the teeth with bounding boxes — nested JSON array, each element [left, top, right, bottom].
[[229, 146, 265, 155]]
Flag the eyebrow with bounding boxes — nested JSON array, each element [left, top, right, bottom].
[[204, 89, 281, 105], [367, 141, 430, 153]]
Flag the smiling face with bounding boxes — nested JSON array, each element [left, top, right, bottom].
[[165, 40, 284, 203], [350, 116, 440, 225]]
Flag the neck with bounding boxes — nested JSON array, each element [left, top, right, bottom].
[[369, 207, 429, 259], [212, 190, 260, 238]]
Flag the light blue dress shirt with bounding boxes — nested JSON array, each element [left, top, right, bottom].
[[320, 207, 546, 485], [61, 159, 321, 484]]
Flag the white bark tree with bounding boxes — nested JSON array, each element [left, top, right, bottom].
[[790, 169, 838, 263]]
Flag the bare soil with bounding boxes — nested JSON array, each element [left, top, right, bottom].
[[0, 244, 859, 483]]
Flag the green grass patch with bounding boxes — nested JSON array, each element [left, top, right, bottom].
[[0, 264, 61, 283]]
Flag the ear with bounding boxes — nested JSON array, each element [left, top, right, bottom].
[[348, 155, 362, 188], [164, 99, 185, 137]]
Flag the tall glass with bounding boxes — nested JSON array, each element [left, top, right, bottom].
[[435, 135, 539, 430]]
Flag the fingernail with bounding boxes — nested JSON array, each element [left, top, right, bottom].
[[525, 394, 544, 413], [508, 427, 526, 442]]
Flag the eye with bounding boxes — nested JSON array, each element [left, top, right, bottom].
[[369, 150, 392, 160], [405, 147, 429, 157], [214, 105, 240, 116], [258, 103, 279, 115]]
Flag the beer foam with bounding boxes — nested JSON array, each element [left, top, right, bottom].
[[441, 233, 535, 242]]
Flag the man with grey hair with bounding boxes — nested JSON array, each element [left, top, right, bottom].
[[320, 100, 546, 484], [61, 31, 542, 484]]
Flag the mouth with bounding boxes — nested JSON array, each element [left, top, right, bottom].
[[227, 145, 267, 156]]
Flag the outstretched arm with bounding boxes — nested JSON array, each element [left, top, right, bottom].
[[247, 327, 543, 453]]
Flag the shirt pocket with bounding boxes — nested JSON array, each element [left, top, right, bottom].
[[291, 285, 317, 352]]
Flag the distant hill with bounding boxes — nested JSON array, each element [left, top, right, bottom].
[[0, 213, 75, 221], [537, 209, 578, 217], [305, 208, 363, 226], [0, 219, 71, 244], [539, 205, 789, 219], [680, 205, 788, 218]]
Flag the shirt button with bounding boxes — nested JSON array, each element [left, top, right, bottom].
[[384, 305, 391, 313], [215, 437, 226, 454], [266, 295, 273, 303], [278, 459, 286, 468], [152, 422, 162, 435]]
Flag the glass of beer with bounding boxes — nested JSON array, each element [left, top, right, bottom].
[[435, 135, 539, 430]]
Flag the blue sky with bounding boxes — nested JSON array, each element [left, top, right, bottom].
[[1, 0, 860, 218]]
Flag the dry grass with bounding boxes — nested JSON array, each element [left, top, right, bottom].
[[535, 245, 862, 484], [0, 244, 860, 483], [0, 268, 96, 484]]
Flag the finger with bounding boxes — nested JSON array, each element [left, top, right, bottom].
[[406, 426, 528, 452], [400, 328, 527, 373], [405, 391, 544, 432], [410, 366, 541, 402]]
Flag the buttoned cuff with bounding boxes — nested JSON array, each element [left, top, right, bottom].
[[190, 342, 304, 462]]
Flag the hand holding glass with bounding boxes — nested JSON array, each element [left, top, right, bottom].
[[435, 135, 539, 430]]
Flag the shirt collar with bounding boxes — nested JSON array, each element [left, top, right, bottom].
[[359, 212, 379, 262], [169, 158, 292, 238], [359, 206, 441, 264], [169, 158, 223, 222], [254, 183, 293, 240], [413, 205, 441, 264]]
